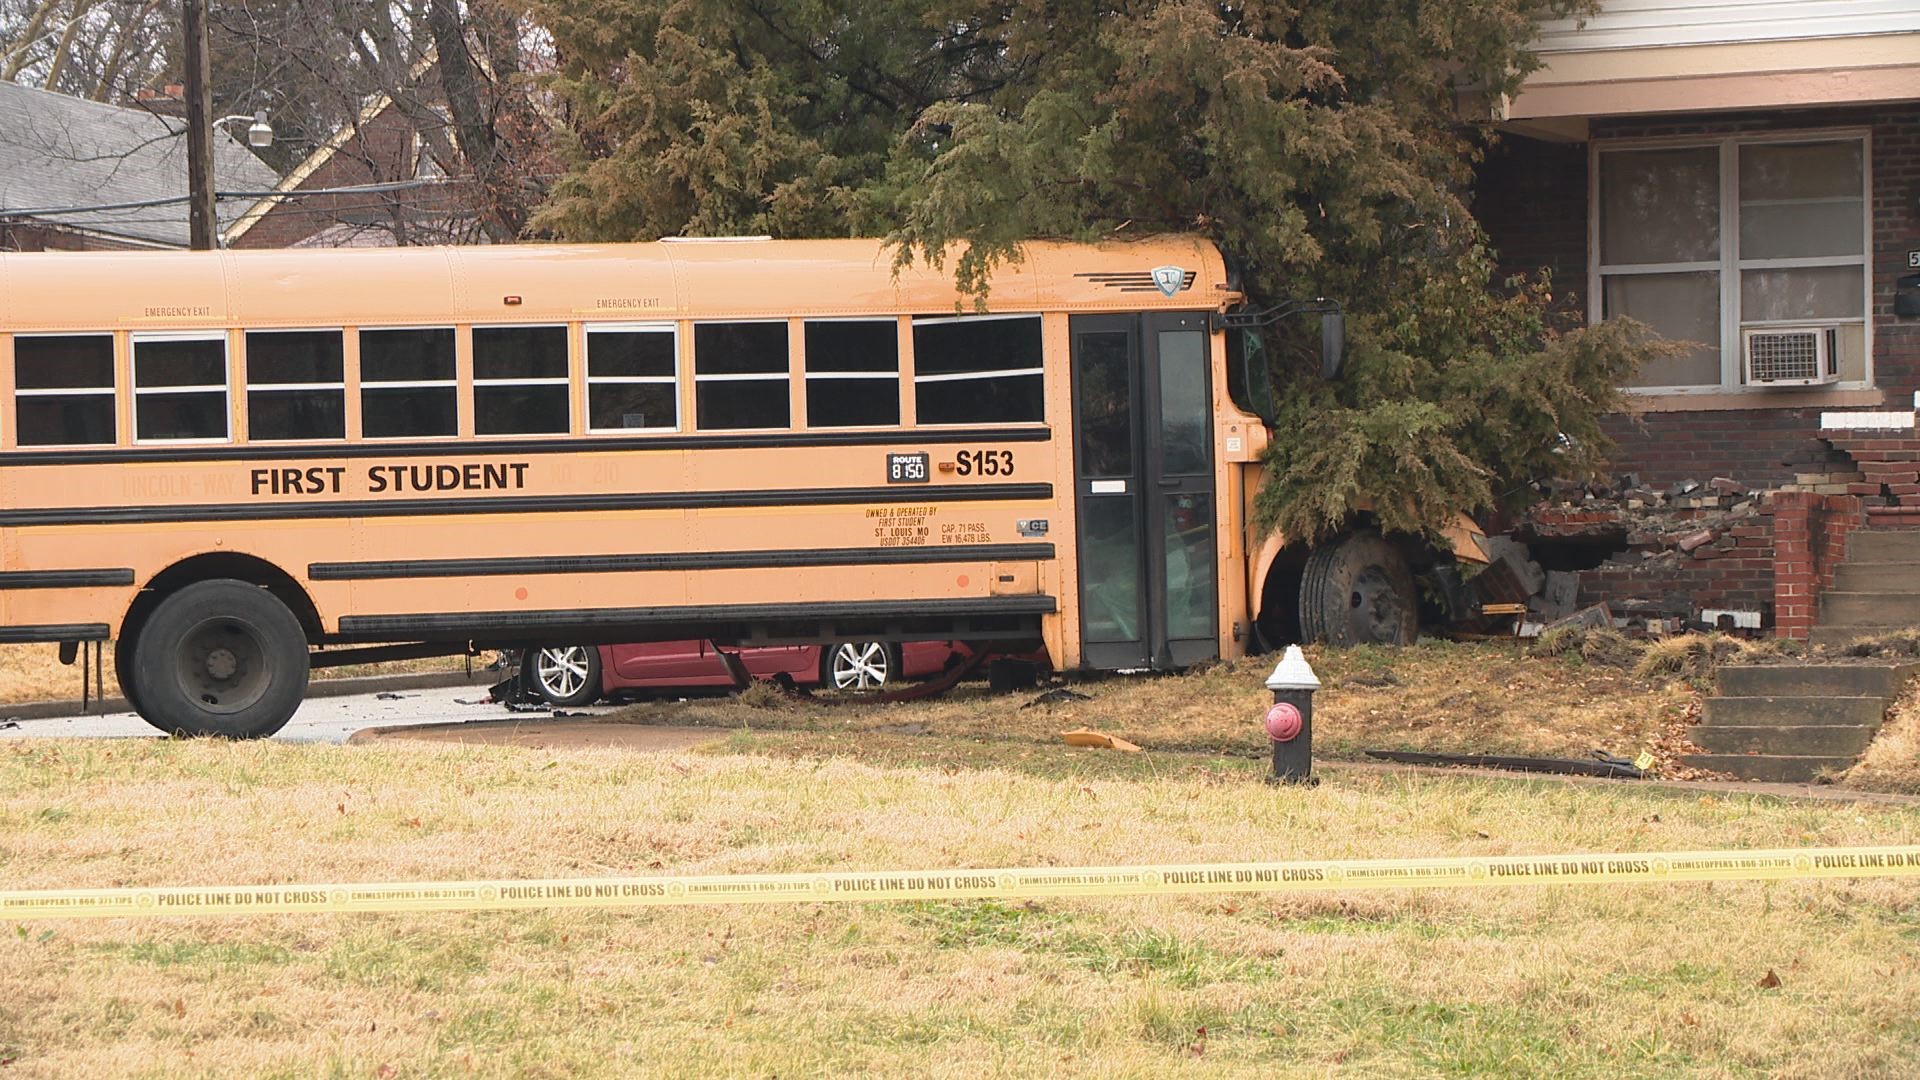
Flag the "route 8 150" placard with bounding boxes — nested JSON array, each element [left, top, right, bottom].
[[887, 452, 930, 483]]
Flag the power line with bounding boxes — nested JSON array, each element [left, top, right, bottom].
[[0, 177, 482, 218]]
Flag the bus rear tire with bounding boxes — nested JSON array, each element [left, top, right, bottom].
[[1299, 532, 1418, 647], [130, 579, 309, 739]]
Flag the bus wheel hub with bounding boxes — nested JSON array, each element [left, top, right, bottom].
[[205, 648, 239, 681]]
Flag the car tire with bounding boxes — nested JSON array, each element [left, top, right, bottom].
[[130, 579, 310, 739], [1298, 531, 1419, 647], [525, 645, 602, 706], [823, 641, 895, 692]]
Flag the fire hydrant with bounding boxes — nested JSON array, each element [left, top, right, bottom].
[[1263, 644, 1320, 785]]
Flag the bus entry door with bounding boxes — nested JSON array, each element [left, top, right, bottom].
[[1069, 312, 1218, 670]]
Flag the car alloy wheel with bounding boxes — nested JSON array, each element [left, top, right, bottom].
[[827, 641, 892, 691], [534, 646, 596, 703]]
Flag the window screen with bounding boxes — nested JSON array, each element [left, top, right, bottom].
[[473, 325, 569, 435], [805, 319, 899, 428], [246, 330, 344, 441], [360, 327, 456, 438], [14, 334, 116, 446], [587, 324, 678, 432], [133, 334, 228, 442], [694, 321, 788, 430], [912, 315, 1044, 425]]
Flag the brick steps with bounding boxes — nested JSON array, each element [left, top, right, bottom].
[[1819, 591, 1920, 625], [1831, 561, 1920, 592], [1682, 662, 1913, 783], [1676, 753, 1860, 783], [1715, 663, 1915, 697], [1838, 530, 1920, 562], [1702, 695, 1887, 727], [1689, 723, 1879, 757]]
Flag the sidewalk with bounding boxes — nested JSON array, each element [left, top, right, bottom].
[[0, 668, 491, 721]]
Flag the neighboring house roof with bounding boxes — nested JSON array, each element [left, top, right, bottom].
[[0, 79, 280, 248]]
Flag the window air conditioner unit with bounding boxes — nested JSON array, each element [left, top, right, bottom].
[[1742, 325, 1839, 387]]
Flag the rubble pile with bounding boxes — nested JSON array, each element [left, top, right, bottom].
[[1502, 473, 1779, 635]]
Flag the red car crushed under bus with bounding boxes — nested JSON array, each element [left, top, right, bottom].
[[520, 639, 1020, 706]]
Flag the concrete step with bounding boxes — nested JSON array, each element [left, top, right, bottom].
[[1841, 530, 1920, 563], [1688, 724, 1879, 757], [1678, 753, 1857, 783], [1701, 696, 1888, 727], [1808, 625, 1906, 648], [1831, 562, 1920, 592], [1817, 592, 1920, 626], [1716, 663, 1915, 698]]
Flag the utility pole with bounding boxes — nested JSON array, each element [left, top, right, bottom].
[[182, 0, 217, 250]]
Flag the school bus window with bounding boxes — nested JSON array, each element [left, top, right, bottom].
[[912, 314, 1044, 425], [360, 327, 456, 438], [246, 329, 345, 442], [473, 325, 569, 435], [694, 321, 789, 430], [804, 318, 899, 428], [587, 323, 677, 432], [13, 334, 116, 447], [133, 332, 228, 442]]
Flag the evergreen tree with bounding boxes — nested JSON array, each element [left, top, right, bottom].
[[533, 0, 1667, 542]]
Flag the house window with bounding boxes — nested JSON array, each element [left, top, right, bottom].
[[1595, 134, 1868, 392]]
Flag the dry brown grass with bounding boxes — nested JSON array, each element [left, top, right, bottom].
[[0, 644, 480, 707], [2, 737, 1919, 1077], [1842, 677, 1920, 794], [608, 639, 1705, 771]]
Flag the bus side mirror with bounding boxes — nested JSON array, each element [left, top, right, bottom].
[[1320, 312, 1346, 380]]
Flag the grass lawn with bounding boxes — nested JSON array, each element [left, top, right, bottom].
[[3, 727, 1919, 1077], [606, 639, 1705, 772]]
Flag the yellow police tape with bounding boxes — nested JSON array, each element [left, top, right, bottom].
[[4, 845, 1917, 921]]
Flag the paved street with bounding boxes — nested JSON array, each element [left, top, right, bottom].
[[0, 685, 616, 745]]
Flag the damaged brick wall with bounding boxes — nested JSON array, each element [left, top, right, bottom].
[[1770, 492, 1866, 641], [1825, 433, 1920, 525]]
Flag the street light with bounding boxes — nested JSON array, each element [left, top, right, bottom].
[[215, 111, 274, 149]]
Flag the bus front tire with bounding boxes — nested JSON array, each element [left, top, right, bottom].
[[130, 579, 309, 739], [1298, 532, 1419, 648]]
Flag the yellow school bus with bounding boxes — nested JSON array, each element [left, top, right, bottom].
[[0, 236, 1481, 737]]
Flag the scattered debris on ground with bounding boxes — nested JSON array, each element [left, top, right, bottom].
[[1060, 727, 1142, 752], [1024, 687, 1093, 708], [1364, 749, 1646, 779]]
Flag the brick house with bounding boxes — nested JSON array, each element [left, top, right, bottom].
[[1476, 1, 1920, 638], [223, 67, 489, 249]]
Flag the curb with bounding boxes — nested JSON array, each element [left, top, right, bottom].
[[1, 669, 493, 723]]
